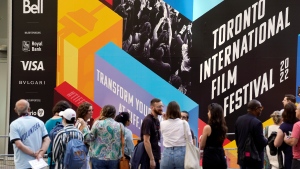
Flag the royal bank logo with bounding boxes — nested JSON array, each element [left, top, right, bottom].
[[23, 0, 43, 14], [22, 41, 30, 52], [22, 41, 43, 52]]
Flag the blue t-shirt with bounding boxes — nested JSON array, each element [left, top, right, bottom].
[[9, 116, 48, 169], [124, 127, 134, 157], [45, 117, 62, 165]]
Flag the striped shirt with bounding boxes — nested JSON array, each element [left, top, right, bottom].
[[52, 124, 83, 169]]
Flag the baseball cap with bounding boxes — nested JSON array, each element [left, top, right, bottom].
[[59, 108, 76, 120]]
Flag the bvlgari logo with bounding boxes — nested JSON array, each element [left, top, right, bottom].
[[19, 80, 46, 85]]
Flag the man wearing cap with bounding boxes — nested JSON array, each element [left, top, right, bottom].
[[9, 99, 50, 169], [52, 108, 84, 169]]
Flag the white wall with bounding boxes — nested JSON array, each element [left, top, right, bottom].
[[0, 59, 8, 154], [0, 0, 8, 40], [0, 0, 9, 154]]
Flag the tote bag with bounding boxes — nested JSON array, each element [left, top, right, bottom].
[[183, 121, 201, 169]]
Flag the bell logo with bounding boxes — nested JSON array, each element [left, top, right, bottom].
[[21, 61, 45, 71], [23, 0, 43, 14]]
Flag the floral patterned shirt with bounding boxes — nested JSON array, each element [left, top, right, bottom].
[[83, 118, 124, 160]]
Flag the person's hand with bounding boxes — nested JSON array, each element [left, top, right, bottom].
[[187, 24, 192, 33], [200, 150, 204, 159], [150, 159, 156, 169], [162, 113, 166, 120], [77, 118, 85, 125], [159, 17, 164, 23], [179, 25, 186, 35], [35, 149, 44, 160]]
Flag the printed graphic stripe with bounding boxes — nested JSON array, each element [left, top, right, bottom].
[[96, 42, 198, 110], [164, 0, 223, 21]]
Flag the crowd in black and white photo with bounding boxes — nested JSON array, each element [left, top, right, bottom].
[[113, 0, 193, 95]]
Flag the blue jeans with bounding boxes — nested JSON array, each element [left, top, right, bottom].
[[91, 158, 119, 169], [160, 146, 185, 169]]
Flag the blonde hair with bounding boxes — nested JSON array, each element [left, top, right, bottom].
[[270, 111, 282, 125]]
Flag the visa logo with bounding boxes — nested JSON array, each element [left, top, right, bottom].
[[23, 0, 43, 14], [21, 61, 45, 71]]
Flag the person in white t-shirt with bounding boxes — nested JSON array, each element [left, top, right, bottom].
[[265, 111, 282, 169], [160, 101, 192, 168]]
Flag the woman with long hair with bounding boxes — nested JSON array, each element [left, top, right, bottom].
[[160, 101, 193, 169], [200, 103, 227, 169], [76, 102, 93, 169], [274, 102, 298, 169]]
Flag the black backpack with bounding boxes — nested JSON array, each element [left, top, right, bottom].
[[240, 118, 261, 162], [267, 131, 278, 156]]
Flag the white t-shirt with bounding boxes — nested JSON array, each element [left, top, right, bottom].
[[160, 118, 192, 147], [266, 124, 280, 169]]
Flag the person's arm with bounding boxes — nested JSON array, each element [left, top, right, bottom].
[[167, 18, 172, 46], [52, 133, 63, 162], [35, 136, 50, 160], [183, 121, 193, 144], [284, 123, 300, 146], [200, 125, 211, 150], [143, 134, 156, 169], [252, 122, 267, 150], [126, 130, 135, 157], [284, 136, 298, 146], [153, 17, 164, 40], [14, 140, 39, 157], [274, 128, 284, 147]]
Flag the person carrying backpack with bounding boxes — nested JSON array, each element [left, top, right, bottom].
[[45, 100, 71, 169], [52, 108, 88, 169]]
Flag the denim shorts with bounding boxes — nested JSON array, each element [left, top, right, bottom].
[[90, 158, 119, 169], [160, 146, 186, 169]]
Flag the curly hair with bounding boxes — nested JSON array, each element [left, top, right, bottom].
[[207, 103, 228, 142], [76, 102, 92, 119], [101, 105, 116, 119], [270, 111, 282, 125], [52, 100, 71, 115]]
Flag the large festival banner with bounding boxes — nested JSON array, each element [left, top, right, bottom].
[[190, 0, 300, 139], [10, 0, 300, 165]]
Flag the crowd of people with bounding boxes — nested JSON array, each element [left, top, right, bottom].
[[114, 0, 193, 95], [8, 93, 300, 169]]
